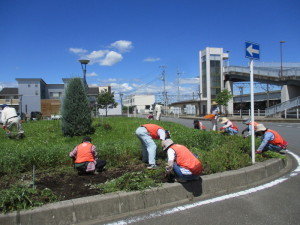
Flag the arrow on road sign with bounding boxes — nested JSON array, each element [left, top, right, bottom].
[[246, 44, 259, 56]]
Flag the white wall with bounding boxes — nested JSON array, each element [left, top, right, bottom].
[[98, 105, 121, 116]]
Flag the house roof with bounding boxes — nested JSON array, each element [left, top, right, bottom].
[[0, 88, 18, 95]]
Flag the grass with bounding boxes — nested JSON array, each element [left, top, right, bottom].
[[0, 116, 286, 213]]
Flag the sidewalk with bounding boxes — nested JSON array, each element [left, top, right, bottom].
[[178, 115, 300, 123], [0, 155, 293, 225]]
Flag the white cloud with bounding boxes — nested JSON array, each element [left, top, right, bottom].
[[143, 57, 160, 62], [86, 72, 98, 77], [69, 48, 87, 54], [110, 40, 133, 53], [86, 50, 108, 60], [100, 51, 123, 66], [110, 82, 133, 92]]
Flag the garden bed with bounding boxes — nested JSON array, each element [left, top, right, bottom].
[[0, 117, 283, 213]]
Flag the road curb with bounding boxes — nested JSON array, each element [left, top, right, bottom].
[[0, 156, 292, 225]]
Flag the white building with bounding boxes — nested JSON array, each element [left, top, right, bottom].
[[199, 47, 231, 114], [123, 95, 155, 114]]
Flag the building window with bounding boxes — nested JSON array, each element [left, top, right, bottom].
[[145, 105, 150, 109], [50, 92, 62, 98], [35, 84, 38, 87], [35, 90, 38, 95], [28, 84, 31, 87]]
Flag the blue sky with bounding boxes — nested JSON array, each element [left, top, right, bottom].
[[0, 0, 299, 101]]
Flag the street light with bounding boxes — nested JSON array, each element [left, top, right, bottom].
[[79, 59, 90, 89], [119, 93, 124, 115], [280, 41, 286, 78]]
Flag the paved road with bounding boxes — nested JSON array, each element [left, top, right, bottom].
[[103, 118, 300, 225]]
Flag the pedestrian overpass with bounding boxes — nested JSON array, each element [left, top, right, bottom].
[[224, 64, 300, 117]]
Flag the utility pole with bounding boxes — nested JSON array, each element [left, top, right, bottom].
[[176, 69, 185, 102], [160, 65, 167, 114]]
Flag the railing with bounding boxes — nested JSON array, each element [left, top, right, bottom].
[[233, 109, 266, 117], [266, 96, 300, 116], [224, 66, 300, 77]]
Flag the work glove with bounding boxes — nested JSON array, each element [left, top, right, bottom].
[[2, 125, 6, 129]]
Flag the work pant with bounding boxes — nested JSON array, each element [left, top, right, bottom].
[[224, 127, 238, 135], [262, 144, 283, 152], [6, 117, 24, 135], [156, 112, 161, 121], [135, 126, 157, 165], [173, 163, 199, 181]]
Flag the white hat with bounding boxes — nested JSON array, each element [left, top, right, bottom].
[[162, 139, 174, 151], [242, 118, 250, 124], [212, 101, 217, 105], [220, 117, 229, 124], [255, 124, 267, 132]]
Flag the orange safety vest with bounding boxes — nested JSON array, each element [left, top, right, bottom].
[[231, 121, 238, 131], [142, 124, 164, 139], [249, 121, 258, 130], [267, 129, 284, 146], [75, 142, 95, 164], [171, 144, 202, 176]]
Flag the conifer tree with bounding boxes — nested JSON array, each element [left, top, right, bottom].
[[61, 78, 93, 136]]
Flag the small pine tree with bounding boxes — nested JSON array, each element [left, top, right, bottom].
[[61, 78, 93, 136]]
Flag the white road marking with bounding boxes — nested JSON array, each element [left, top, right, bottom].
[[106, 150, 300, 225]]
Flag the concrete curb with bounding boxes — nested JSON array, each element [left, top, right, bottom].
[[0, 156, 292, 225]]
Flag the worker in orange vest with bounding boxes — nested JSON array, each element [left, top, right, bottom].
[[242, 118, 258, 137], [193, 119, 206, 130], [255, 124, 288, 154], [69, 136, 106, 175], [136, 124, 170, 169], [219, 117, 238, 135], [163, 139, 202, 183]]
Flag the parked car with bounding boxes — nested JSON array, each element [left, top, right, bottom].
[[30, 111, 42, 120]]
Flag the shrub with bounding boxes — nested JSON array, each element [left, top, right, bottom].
[[0, 186, 57, 213], [94, 171, 161, 193]]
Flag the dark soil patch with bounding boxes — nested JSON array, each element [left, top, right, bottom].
[[34, 163, 158, 200]]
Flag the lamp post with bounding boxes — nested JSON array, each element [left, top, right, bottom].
[[280, 41, 285, 78], [119, 93, 123, 115], [79, 59, 90, 90]]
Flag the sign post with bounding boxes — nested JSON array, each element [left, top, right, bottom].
[[245, 41, 260, 164]]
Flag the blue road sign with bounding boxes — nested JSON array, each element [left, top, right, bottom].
[[245, 41, 260, 60]]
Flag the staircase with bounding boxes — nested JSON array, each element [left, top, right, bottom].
[[266, 96, 300, 116]]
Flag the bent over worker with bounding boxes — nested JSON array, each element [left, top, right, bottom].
[[69, 136, 106, 174], [163, 139, 202, 183], [241, 118, 258, 137], [1, 104, 24, 139], [136, 124, 168, 169], [255, 124, 288, 154], [219, 117, 238, 135]]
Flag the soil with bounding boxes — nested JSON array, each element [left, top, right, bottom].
[[31, 163, 165, 201]]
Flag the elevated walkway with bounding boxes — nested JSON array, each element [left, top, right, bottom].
[[224, 66, 300, 86]]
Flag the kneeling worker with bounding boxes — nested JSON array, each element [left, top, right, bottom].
[[219, 117, 238, 135], [69, 136, 106, 174], [163, 139, 202, 182], [255, 124, 288, 154]]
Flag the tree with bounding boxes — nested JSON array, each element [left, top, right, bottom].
[[61, 78, 93, 136], [97, 90, 118, 117], [215, 89, 233, 115]]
